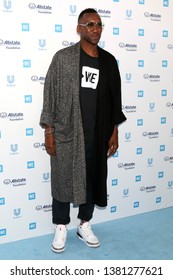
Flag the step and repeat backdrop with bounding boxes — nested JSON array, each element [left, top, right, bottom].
[[0, 0, 173, 244]]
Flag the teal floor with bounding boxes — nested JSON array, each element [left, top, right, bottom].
[[0, 207, 173, 260]]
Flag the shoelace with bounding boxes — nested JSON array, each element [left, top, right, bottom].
[[55, 227, 66, 241], [82, 224, 95, 237]]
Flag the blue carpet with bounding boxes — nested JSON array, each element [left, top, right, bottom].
[[0, 207, 173, 260]]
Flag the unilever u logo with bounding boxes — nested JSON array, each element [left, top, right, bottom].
[[14, 208, 21, 217], [43, 173, 49, 181], [70, 5, 76, 14], [125, 132, 131, 141], [168, 181, 173, 188], [150, 42, 156, 51], [149, 102, 155, 110], [10, 144, 18, 153], [4, 0, 11, 10], [123, 189, 129, 196], [7, 75, 15, 85], [126, 10, 132, 18], [39, 39, 46, 48], [147, 158, 153, 166], [126, 73, 132, 83]]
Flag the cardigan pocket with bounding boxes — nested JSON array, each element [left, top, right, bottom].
[[54, 121, 73, 144]]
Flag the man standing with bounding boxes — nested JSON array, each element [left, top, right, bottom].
[[40, 8, 126, 253]]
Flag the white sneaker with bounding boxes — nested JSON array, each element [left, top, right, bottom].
[[77, 222, 100, 248], [52, 224, 67, 253]]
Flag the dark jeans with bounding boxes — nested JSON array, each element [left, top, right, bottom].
[[52, 198, 95, 225]]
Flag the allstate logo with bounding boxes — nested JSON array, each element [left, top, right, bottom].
[[166, 102, 173, 109], [118, 162, 135, 170], [142, 131, 159, 138], [62, 41, 76, 47], [62, 41, 70, 47], [164, 156, 170, 161], [29, 3, 52, 14], [35, 204, 52, 212], [33, 142, 40, 148], [35, 205, 42, 211], [3, 179, 11, 185], [3, 178, 26, 186], [119, 42, 125, 48], [144, 12, 150, 17], [97, 9, 111, 18], [140, 186, 156, 192], [144, 12, 161, 21], [119, 42, 137, 51], [142, 131, 148, 136], [164, 156, 173, 162], [167, 44, 173, 49], [143, 74, 149, 79], [0, 112, 7, 118], [122, 105, 136, 113], [28, 3, 36, 9], [33, 142, 45, 150], [31, 75, 38, 81], [3, 112, 24, 121], [31, 75, 45, 84], [143, 74, 160, 82]]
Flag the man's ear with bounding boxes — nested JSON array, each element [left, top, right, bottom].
[[76, 25, 81, 34]]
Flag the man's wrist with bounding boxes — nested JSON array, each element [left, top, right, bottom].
[[44, 126, 54, 136]]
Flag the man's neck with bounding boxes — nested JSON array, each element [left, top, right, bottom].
[[80, 41, 98, 57]]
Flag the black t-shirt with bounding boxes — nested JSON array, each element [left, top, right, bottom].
[[80, 48, 99, 151]]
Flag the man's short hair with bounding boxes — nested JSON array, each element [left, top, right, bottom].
[[78, 8, 98, 23]]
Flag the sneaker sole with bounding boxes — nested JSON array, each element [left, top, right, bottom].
[[51, 245, 65, 253], [77, 232, 100, 248]]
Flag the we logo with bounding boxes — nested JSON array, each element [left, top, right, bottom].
[[81, 66, 99, 89]]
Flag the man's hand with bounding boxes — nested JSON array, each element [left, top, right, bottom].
[[45, 133, 56, 156], [107, 126, 118, 157]]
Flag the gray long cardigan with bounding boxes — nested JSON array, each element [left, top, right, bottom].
[[40, 42, 126, 206]]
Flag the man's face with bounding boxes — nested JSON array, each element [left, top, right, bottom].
[[77, 13, 103, 46]]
